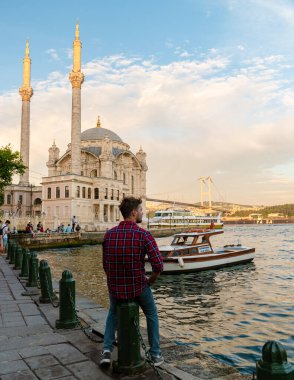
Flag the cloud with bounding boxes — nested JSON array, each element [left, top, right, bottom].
[[46, 48, 60, 61], [1, 51, 294, 205]]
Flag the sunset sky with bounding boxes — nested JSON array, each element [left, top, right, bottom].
[[1, 0, 294, 205]]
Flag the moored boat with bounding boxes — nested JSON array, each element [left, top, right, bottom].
[[149, 209, 223, 229], [145, 229, 255, 274]]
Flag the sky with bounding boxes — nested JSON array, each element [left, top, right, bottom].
[[1, 0, 294, 206]]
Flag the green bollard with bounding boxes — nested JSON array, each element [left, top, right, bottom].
[[9, 243, 17, 265], [55, 270, 78, 329], [6, 240, 12, 260], [112, 301, 146, 375], [14, 246, 23, 270], [256, 341, 294, 379], [39, 260, 58, 303], [26, 252, 39, 287], [20, 248, 30, 278]]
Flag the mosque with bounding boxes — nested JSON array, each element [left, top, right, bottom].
[[2, 23, 147, 230]]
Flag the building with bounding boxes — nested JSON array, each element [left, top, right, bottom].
[[1, 23, 147, 231]]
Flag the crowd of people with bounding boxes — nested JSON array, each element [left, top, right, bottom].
[[0, 217, 81, 254]]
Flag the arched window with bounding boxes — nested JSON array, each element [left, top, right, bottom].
[[90, 169, 97, 177], [34, 198, 42, 205], [88, 188, 91, 199], [76, 186, 80, 198], [47, 188, 51, 199], [65, 186, 69, 198], [56, 187, 60, 198], [114, 170, 117, 180], [82, 187, 86, 198], [123, 173, 126, 184]]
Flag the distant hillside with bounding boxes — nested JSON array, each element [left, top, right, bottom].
[[231, 204, 294, 217]]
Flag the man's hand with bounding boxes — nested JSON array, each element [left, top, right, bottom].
[[146, 271, 160, 286]]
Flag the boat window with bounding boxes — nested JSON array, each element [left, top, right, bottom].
[[160, 252, 169, 258], [173, 251, 180, 256], [191, 248, 197, 254]]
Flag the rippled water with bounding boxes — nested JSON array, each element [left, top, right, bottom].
[[38, 225, 294, 374]]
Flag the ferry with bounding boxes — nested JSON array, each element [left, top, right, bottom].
[[145, 229, 255, 274], [149, 209, 223, 229]]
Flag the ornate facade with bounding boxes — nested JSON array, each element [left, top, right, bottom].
[[1, 23, 148, 231]]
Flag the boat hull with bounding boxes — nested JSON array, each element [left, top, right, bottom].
[[145, 249, 255, 274]]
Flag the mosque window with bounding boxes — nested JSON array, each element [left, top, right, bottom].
[[94, 188, 99, 199], [76, 186, 80, 198], [131, 176, 134, 194], [105, 188, 108, 199], [123, 193, 125, 199], [56, 187, 60, 199], [90, 169, 97, 177], [65, 186, 69, 198], [114, 170, 117, 180], [7, 194, 11, 205], [19, 195, 23, 204], [82, 187, 86, 198], [88, 188, 91, 199], [123, 173, 126, 184], [47, 188, 51, 199], [117, 190, 119, 200]]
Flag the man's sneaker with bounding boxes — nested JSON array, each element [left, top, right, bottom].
[[100, 350, 111, 367], [151, 354, 164, 367]]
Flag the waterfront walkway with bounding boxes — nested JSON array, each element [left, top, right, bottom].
[[0, 254, 251, 379]]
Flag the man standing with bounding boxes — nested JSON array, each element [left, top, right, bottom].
[[100, 197, 164, 367], [71, 216, 76, 232], [1, 220, 11, 254]]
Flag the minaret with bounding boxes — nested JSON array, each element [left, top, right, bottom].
[[69, 22, 84, 175], [19, 40, 33, 185]]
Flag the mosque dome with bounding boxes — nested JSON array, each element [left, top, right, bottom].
[[81, 127, 123, 142]]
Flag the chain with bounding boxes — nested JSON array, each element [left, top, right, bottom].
[[44, 271, 60, 308], [133, 319, 163, 380], [67, 287, 102, 343]]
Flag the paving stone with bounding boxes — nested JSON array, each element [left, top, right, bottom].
[[0, 358, 29, 375], [24, 315, 47, 325], [0, 369, 39, 379], [0, 350, 21, 362], [67, 360, 104, 380], [19, 303, 40, 316], [46, 343, 87, 365], [4, 320, 26, 327], [0, 332, 67, 351], [19, 345, 49, 358], [25, 354, 60, 369], [34, 364, 71, 379]]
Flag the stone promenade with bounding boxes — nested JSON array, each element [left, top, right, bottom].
[[0, 253, 251, 380]]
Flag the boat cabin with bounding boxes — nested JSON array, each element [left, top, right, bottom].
[[160, 229, 224, 258]]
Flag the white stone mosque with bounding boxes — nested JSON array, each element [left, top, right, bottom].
[[2, 23, 147, 231]]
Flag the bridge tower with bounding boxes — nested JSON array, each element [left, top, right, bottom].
[[198, 176, 212, 210]]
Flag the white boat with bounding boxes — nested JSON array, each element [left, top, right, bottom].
[[145, 229, 255, 274], [149, 209, 223, 229]]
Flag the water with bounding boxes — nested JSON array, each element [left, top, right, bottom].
[[38, 225, 294, 374]]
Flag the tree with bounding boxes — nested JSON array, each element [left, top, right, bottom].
[[0, 145, 26, 205]]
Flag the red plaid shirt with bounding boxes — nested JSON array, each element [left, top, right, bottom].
[[103, 221, 163, 299]]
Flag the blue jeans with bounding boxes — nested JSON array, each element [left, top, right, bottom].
[[103, 286, 161, 357]]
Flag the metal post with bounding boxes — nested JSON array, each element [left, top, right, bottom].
[[55, 270, 78, 329], [6, 240, 13, 260], [14, 246, 23, 270], [9, 243, 17, 265], [256, 340, 294, 379], [26, 252, 39, 287], [39, 260, 57, 303], [113, 301, 146, 375], [20, 248, 30, 278]]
